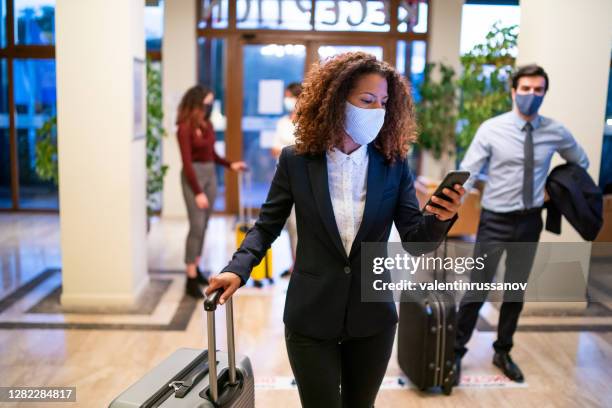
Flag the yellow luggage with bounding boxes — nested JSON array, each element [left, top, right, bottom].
[[236, 172, 273, 287]]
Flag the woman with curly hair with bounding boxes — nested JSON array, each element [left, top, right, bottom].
[[206, 52, 464, 407]]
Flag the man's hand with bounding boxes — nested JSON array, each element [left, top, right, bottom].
[[205, 272, 242, 305], [425, 184, 466, 221]]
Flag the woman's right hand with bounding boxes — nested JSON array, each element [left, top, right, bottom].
[[205, 272, 242, 305], [195, 193, 209, 209]]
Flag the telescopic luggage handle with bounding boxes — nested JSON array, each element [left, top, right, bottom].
[[204, 288, 237, 403], [237, 171, 253, 225]]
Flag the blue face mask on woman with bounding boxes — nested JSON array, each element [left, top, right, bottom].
[[515, 93, 544, 116]]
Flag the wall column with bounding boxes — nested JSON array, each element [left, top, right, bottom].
[[517, 0, 612, 308], [56, 0, 148, 307], [161, 0, 197, 218]]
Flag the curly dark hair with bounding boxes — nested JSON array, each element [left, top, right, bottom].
[[294, 52, 416, 162]]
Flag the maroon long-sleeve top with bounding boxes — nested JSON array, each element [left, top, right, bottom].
[[177, 120, 231, 195]]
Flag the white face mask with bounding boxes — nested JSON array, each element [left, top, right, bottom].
[[283, 97, 297, 112], [343, 101, 385, 146]]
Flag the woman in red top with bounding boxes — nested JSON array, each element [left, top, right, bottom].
[[176, 85, 247, 298]]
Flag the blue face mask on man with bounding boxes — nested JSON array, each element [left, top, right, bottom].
[[515, 93, 544, 116]]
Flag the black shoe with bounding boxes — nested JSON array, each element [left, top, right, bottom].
[[453, 356, 462, 386], [196, 266, 209, 286], [185, 276, 204, 298], [280, 269, 291, 278], [493, 352, 524, 383]]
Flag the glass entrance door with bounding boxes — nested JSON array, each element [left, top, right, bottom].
[[241, 43, 306, 209]]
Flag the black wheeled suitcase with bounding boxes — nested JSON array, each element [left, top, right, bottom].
[[397, 238, 457, 395], [398, 290, 457, 395], [109, 289, 254, 407]]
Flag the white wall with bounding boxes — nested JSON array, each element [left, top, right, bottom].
[[56, 0, 148, 307], [420, 0, 464, 180], [516, 0, 612, 308], [161, 0, 197, 218], [518, 0, 612, 242]]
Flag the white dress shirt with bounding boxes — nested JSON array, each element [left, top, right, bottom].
[[460, 111, 589, 212], [326, 144, 369, 255]]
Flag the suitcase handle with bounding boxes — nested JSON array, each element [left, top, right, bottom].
[[204, 288, 238, 404], [238, 171, 253, 224]]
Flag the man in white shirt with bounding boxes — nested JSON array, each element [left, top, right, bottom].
[[455, 64, 589, 384]]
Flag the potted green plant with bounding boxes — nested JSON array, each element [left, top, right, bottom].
[[456, 22, 518, 160], [416, 62, 458, 179], [146, 58, 168, 226], [35, 115, 58, 185]]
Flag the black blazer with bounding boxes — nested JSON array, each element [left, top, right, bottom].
[[545, 163, 603, 241], [222, 144, 455, 340]]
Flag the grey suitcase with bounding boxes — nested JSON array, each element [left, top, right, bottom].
[[109, 289, 255, 407]]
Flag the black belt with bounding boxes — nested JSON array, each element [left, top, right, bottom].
[[483, 207, 543, 216]]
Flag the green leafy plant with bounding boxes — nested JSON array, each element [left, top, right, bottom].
[[456, 22, 518, 160], [416, 63, 458, 160], [35, 116, 58, 185], [146, 58, 168, 216]]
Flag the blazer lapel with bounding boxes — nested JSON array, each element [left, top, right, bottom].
[[307, 154, 348, 260], [349, 145, 387, 259]]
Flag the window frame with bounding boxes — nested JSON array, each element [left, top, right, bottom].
[[1, 0, 56, 212]]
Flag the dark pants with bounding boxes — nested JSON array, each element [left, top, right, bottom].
[[285, 324, 396, 408], [455, 208, 543, 357]]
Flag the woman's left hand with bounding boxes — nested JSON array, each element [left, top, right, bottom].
[[425, 184, 466, 221], [230, 161, 248, 172]]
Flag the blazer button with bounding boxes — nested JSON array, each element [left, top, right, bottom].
[[344, 266, 351, 274]]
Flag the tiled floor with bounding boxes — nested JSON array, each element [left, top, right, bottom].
[[0, 213, 611, 407]]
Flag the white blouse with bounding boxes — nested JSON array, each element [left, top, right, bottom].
[[326, 144, 369, 256]]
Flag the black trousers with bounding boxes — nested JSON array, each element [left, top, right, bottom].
[[455, 208, 543, 357], [285, 324, 396, 408]]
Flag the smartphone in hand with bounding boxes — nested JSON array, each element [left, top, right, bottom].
[[422, 170, 470, 214]]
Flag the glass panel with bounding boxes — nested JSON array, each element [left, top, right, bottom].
[[145, 0, 164, 52], [242, 43, 305, 208], [14, 59, 58, 209], [318, 45, 383, 61], [314, 0, 389, 32], [396, 40, 426, 101], [396, 41, 424, 174], [460, 4, 520, 55], [0, 132, 9, 208], [0, 1, 6, 48], [398, 0, 427, 33], [199, 0, 229, 29], [237, 0, 312, 30], [198, 37, 227, 211], [0, 59, 9, 208], [599, 63, 612, 193], [15, 0, 55, 45]]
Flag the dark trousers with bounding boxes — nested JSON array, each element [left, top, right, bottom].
[[455, 208, 543, 357], [285, 324, 396, 408]]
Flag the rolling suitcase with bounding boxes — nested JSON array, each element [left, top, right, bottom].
[[109, 289, 255, 407], [236, 171, 273, 287], [397, 239, 457, 395]]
